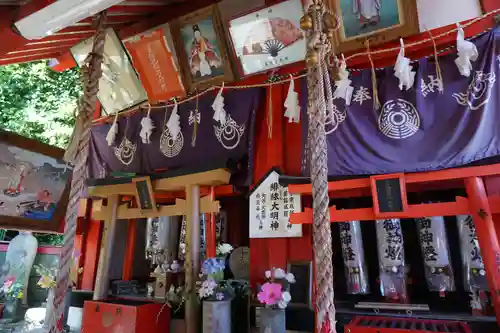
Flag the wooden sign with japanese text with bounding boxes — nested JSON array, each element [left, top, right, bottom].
[[249, 169, 302, 238], [132, 176, 157, 213]]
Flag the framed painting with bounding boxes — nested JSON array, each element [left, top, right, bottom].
[[0, 131, 72, 232], [227, 0, 306, 77], [70, 28, 147, 115], [327, 0, 419, 53], [170, 5, 234, 92]]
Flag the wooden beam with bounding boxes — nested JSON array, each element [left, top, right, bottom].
[[91, 198, 220, 220], [290, 196, 500, 224], [289, 164, 500, 196], [88, 168, 231, 197]]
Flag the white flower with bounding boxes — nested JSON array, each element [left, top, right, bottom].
[[281, 291, 291, 303], [216, 292, 224, 301], [277, 300, 287, 309], [217, 243, 233, 255], [274, 268, 286, 279], [265, 270, 272, 279], [285, 273, 296, 283]]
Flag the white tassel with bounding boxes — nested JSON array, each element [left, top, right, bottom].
[[140, 105, 155, 144], [167, 99, 181, 138], [455, 24, 478, 77], [212, 83, 227, 125], [394, 39, 416, 91], [106, 112, 119, 146], [333, 54, 354, 105], [284, 75, 300, 123]]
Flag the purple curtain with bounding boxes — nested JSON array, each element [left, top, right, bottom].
[[89, 87, 263, 185], [301, 28, 500, 176]]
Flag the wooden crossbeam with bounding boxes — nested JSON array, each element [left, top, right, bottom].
[[290, 195, 500, 224]]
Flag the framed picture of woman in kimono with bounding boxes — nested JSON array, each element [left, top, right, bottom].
[[327, 0, 419, 52], [171, 5, 234, 92]]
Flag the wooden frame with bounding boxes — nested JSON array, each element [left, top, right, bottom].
[[226, 0, 306, 77], [370, 173, 408, 219], [326, 0, 419, 53], [0, 130, 71, 232], [286, 260, 313, 309], [170, 5, 234, 92]]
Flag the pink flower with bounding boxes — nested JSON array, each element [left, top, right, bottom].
[[257, 283, 282, 306], [3, 276, 15, 292]]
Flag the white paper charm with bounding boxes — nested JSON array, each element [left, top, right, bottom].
[[284, 76, 300, 123], [167, 99, 181, 139], [140, 107, 155, 144], [334, 55, 354, 105], [394, 39, 416, 91], [212, 85, 227, 125], [106, 113, 119, 146], [455, 24, 478, 77]]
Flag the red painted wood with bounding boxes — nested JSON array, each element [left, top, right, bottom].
[[0, 52, 62, 66], [81, 219, 102, 291], [0, 243, 61, 254], [481, 0, 500, 12], [206, 186, 216, 258], [122, 219, 136, 280], [291, 197, 479, 224], [289, 163, 500, 195], [465, 177, 500, 324]]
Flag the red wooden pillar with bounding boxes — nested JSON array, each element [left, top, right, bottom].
[[465, 176, 500, 324], [81, 219, 103, 290], [206, 186, 217, 258], [122, 219, 137, 280]]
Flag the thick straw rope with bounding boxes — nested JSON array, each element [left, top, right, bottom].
[[49, 12, 107, 333], [304, 2, 336, 333]]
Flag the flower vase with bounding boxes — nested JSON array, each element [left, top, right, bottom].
[[43, 288, 55, 328], [2, 298, 22, 321], [202, 299, 231, 333], [259, 308, 285, 333]]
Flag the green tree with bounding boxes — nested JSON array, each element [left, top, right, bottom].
[[0, 61, 82, 148]]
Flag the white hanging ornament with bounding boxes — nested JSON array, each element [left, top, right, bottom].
[[455, 24, 478, 77], [212, 83, 227, 125], [333, 55, 354, 105], [106, 112, 119, 146], [394, 39, 416, 91], [284, 75, 300, 123], [167, 99, 181, 139], [139, 105, 155, 144]]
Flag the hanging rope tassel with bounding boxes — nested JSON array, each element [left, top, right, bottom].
[[365, 40, 381, 110], [427, 29, 444, 93], [49, 11, 107, 333], [140, 105, 155, 144], [302, 2, 336, 332], [106, 111, 119, 146]]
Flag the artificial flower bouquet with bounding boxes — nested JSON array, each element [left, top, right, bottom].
[[196, 243, 236, 302], [166, 284, 186, 313], [34, 264, 57, 289], [2, 277, 24, 300], [257, 268, 295, 309]]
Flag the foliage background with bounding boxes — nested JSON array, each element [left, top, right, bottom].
[[0, 61, 81, 245], [0, 61, 82, 148]]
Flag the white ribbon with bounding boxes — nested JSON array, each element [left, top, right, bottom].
[[455, 24, 478, 77], [394, 39, 416, 91], [284, 75, 300, 123], [333, 54, 354, 105], [140, 105, 155, 144], [167, 98, 181, 138], [212, 83, 227, 126], [105, 112, 119, 146]]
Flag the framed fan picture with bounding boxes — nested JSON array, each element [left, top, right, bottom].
[[228, 0, 306, 76], [327, 0, 419, 53]]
